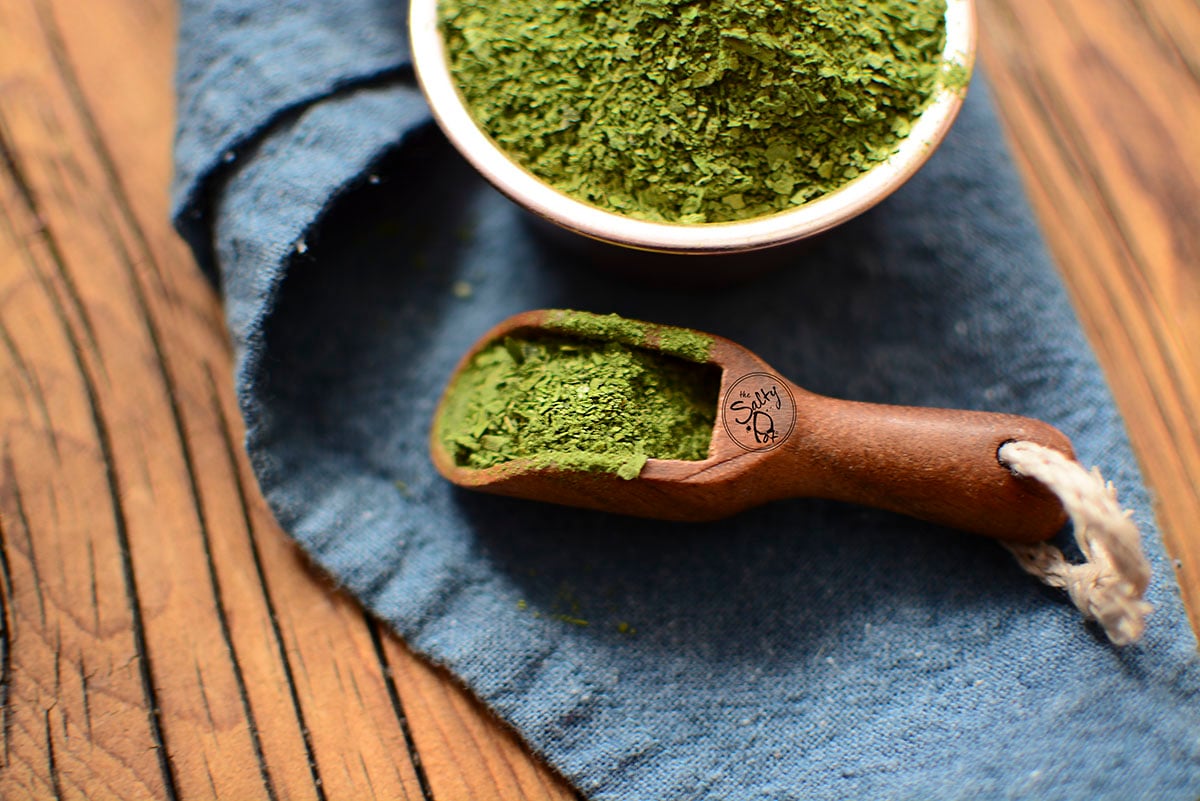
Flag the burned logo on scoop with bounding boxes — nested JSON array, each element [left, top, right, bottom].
[[723, 373, 796, 452]]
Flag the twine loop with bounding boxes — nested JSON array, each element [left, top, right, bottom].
[[998, 440, 1152, 646]]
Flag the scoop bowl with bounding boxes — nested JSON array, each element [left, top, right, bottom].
[[430, 311, 1071, 541]]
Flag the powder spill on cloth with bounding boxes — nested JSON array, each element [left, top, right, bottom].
[[173, 1, 1200, 799]]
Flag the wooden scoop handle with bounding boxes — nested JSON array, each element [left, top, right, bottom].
[[777, 388, 1073, 541]]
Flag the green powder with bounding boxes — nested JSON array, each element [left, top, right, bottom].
[[543, 309, 714, 363], [442, 0, 951, 223], [543, 309, 651, 348], [438, 334, 720, 479]]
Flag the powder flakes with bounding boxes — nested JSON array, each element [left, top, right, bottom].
[[442, 0, 949, 223], [438, 336, 720, 478], [544, 310, 714, 364]]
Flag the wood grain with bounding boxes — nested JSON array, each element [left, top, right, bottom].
[[0, 0, 575, 798], [978, 0, 1200, 630], [0, 0, 1195, 798]]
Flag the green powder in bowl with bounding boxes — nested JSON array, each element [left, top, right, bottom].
[[437, 335, 721, 479], [441, 0, 952, 224]]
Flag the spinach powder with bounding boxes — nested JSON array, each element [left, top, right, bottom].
[[442, 0, 949, 223], [438, 335, 721, 479]]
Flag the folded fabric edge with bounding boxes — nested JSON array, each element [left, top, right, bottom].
[[173, 66, 415, 280], [207, 82, 431, 402]]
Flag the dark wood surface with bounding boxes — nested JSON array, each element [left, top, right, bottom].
[[1, 0, 1196, 797]]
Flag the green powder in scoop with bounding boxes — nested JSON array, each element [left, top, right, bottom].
[[438, 334, 720, 479], [442, 0, 951, 223]]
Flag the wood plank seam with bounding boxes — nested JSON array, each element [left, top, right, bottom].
[[4, 453, 46, 630], [366, 617, 437, 801], [0, 117, 181, 799], [0, 119, 106, 371], [13, 2, 380, 796], [31, 0, 174, 298], [205, 366, 339, 801], [0, 515, 15, 768], [0, 320, 59, 460], [24, 2, 439, 791]]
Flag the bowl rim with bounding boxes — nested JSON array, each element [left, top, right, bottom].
[[410, 0, 977, 255]]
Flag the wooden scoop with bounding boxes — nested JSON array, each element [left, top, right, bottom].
[[430, 311, 1073, 542]]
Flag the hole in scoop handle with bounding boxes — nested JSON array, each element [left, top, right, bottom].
[[783, 395, 1073, 541]]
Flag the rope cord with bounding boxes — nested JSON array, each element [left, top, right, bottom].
[[998, 440, 1152, 646]]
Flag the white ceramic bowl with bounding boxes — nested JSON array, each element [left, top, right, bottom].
[[410, 0, 976, 255]]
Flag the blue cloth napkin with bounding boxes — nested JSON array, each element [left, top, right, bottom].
[[173, 2, 1200, 798]]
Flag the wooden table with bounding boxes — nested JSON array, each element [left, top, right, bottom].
[[1, 0, 1197, 797]]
